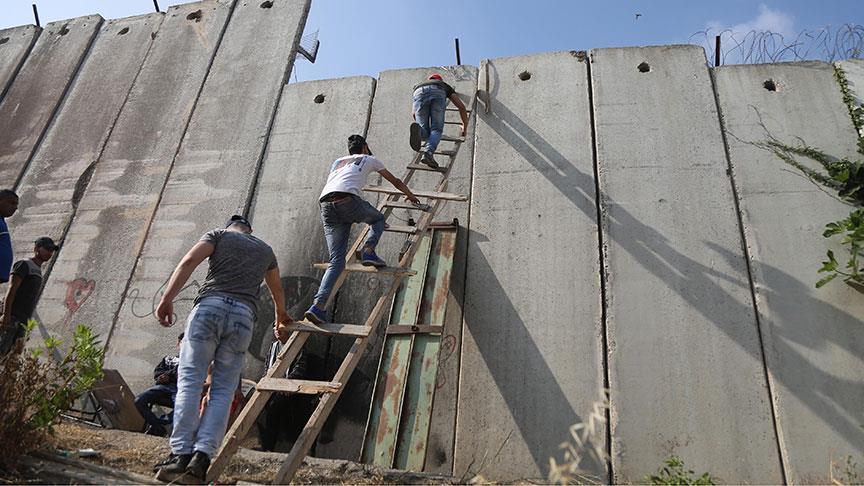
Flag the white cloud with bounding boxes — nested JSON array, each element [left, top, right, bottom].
[[707, 4, 795, 37]]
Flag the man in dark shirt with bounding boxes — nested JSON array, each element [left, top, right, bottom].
[[0, 236, 58, 357], [153, 215, 293, 483], [409, 73, 469, 169], [135, 333, 184, 437], [0, 189, 20, 284]]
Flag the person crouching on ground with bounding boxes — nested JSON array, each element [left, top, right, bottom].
[[304, 134, 420, 325], [153, 215, 292, 483]]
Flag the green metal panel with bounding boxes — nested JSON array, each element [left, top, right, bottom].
[[394, 228, 457, 470], [361, 234, 432, 467]]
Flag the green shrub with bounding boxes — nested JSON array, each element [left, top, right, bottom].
[[645, 456, 715, 485]]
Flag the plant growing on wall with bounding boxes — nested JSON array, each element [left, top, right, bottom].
[[761, 65, 864, 288], [644, 456, 716, 485]]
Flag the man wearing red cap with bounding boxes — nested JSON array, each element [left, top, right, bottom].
[[410, 73, 469, 169]]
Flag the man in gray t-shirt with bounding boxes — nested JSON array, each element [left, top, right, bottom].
[[154, 215, 293, 483]]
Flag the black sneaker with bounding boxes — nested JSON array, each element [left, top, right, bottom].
[[154, 453, 192, 482], [152, 453, 177, 473], [421, 152, 439, 169], [409, 122, 422, 151], [182, 451, 210, 484]]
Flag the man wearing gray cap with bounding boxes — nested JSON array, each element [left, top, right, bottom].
[[0, 236, 58, 357], [153, 215, 292, 483]]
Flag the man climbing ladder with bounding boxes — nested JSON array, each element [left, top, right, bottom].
[[305, 134, 421, 325]]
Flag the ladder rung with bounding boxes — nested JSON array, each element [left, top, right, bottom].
[[435, 150, 457, 156], [382, 200, 429, 210], [256, 378, 342, 395], [364, 186, 468, 201], [444, 121, 462, 125], [446, 108, 471, 113], [406, 163, 447, 172], [386, 324, 444, 335], [285, 321, 370, 337], [385, 224, 419, 234], [440, 135, 464, 142], [312, 262, 417, 276]]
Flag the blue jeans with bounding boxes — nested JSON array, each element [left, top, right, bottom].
[[134, 383, 176, 428], [170, 295, 254, 457], [314, 195, 385, 306], [412, 85, 447, 155]]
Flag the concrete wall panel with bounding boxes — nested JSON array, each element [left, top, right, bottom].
[[36, 1, 232, 360], [247, 75, 375, 380], [0, 25, 39, 103], [0, 16, 101, 188], [714, 61, 864, 484], [110, 0, 310, 392], [591, 46, 782, 483], [11, 13, 163, 265], [455, 52, 604, 482], [321, 65, 477, 462]]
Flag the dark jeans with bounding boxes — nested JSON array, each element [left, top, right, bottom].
[[0, 316, 26, 357], [134, 383, 176, 429], [259, 393, 315, 452]]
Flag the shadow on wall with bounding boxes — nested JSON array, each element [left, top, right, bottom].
[[472, 58, 864, 477]]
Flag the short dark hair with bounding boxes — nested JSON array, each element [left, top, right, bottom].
[[0, 189, 18, 200], [178, 332, 184, 342], [348, 134, 367, 155]]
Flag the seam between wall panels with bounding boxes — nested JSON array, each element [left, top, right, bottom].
[[13, 18, 104, 191], [243, 0, 312, 217], [39, 14, 167, 307], [707, 66, 790, 483], [0, 26, 41, 106], [584, 50, 613, 485], [104, 0, 239, 351]]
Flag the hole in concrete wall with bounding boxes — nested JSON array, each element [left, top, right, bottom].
[[763, 79, 778, 91], [0, 37, 9, 45], [118, 27, 129, 36], [314, 94, 325, 104], [637, 62, 650, 73], [187, 10, 202, 22], [518, 71, 531, 81], [260, 1, 274, 8], [58, 25, 70, 36]]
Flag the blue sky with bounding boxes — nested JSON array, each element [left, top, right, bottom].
[[3, 1, 862, 81]]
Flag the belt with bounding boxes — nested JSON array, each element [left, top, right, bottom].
[[320, 192, 353, 203]]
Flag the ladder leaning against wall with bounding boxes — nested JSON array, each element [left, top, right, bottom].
[[205, 90, 477, 484]]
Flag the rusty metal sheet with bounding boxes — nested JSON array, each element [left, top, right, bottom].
[[395, 228, 457, 470], [362, 234, 433, 467]]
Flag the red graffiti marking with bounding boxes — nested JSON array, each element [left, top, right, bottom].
[[59, 278, 96, 327]]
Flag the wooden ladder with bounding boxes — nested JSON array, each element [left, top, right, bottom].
[[206, 99, 474, 484]]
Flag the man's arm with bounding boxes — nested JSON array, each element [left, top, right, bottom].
[[449, 93, 469, 137], [1, 274, 21, 328], [379, 169, 420, 204], [155, 241, 214, 327], [264, 266, 292, 325]]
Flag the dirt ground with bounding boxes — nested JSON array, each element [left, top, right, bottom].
[[47, 421, 457, 484]]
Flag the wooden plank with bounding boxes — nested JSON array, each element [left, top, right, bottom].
[[285, 321, 370, 337], [362, 234, 432, 467], [89, 369, 144, 432], [396, 229, 458, 470], [256, 378, 342, 394], [311, 262, 417, 276], [386, 325, 444, 335], [384, 224, 420, 234], [406, 163, 447, 172], [434, 150, 457, 157], [439, 135, 464, 142], [363, 186, 468, 201], [383, 200, 434, 210]]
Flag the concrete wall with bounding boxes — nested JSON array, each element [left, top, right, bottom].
[[456, 52, 604, 482], [0, 25, 38, 103], [1, 2, 863, 482], [111, 0, 310, 391], [11, 13, 163, 265], [38, 0, 233, 362], [714, 61, 864, 484], [0, 16, 101, 188]]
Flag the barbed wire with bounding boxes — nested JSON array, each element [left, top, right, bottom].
[[689, 24, 864, 65]]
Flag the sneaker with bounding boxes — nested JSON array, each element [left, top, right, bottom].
[[144, 423, 167, 437], [154, 453, 192, 483], [360, 249, 387, 268], [304, 304, 328, 325], [182, 451, 210, 484], [420, 152, 439, 169], [409, 122, 422, 152], [152, 453, 177, 473]]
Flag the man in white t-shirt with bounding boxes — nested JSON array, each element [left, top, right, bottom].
[[305, 135, 420, 324]]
